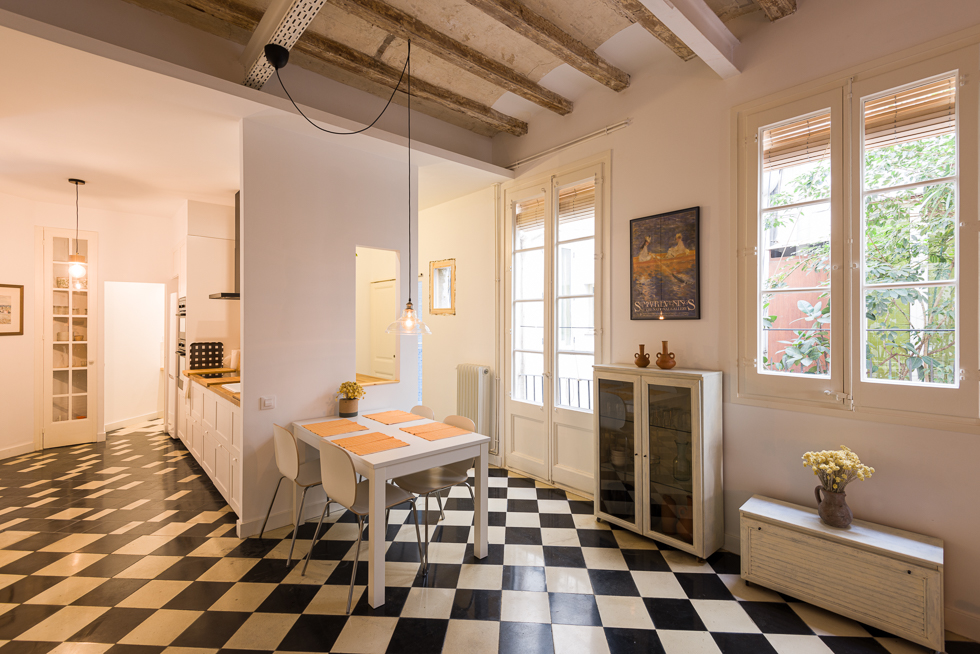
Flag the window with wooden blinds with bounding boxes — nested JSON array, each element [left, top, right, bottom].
[[516, 196, 546, 232], [557, 181, 596, 225], [516, 181, 596, 232], [762, 112, 831, 171], [864, 76, 956, 151]]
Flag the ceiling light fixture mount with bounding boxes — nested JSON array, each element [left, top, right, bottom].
[[68, 178, 87, 281]]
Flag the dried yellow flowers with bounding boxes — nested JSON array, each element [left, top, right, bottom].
[[802, 445, 875, 493], [337, 381, 366, 400]]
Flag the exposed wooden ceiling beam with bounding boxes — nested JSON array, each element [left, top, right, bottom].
[[463, 0, 630, 92], [755, 0, 797, 21], [118, 0, 528, 136], [607, 0, 696, 61], [328, 0, 571, 115], [294, 32, 528, 136], [637, 0, 740, 79], [240, 0, 328, 89]]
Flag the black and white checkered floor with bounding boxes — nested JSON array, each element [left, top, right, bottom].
[[0, 420, 974, 654]]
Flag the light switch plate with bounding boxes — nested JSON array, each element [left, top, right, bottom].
[[260, 396, 276, 410]]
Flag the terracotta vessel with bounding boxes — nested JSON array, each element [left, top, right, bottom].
[[635, 344, 650, 368], [656, 341, 676, 370], [339, 398, 359, 418], [815, 486, 853, 528]]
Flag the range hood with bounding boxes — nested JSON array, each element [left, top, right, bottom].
[[210, 191, 241, 300]]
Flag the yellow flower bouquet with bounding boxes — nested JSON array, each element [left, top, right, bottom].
[[802, 445, 875, 494], [337, 381, 366, 400]]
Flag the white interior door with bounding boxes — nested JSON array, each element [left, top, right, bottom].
[[370, 280, 397, 379], [504, 168, 602, 494], [42, 228, 98, 449]]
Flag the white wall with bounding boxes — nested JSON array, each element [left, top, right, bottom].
[[104, 281, 165, 430], [419, 187, 497, 425], [355, 246, 398, 378], [0, 191, 173, 457], [239, 116, 419, 534], [481, 0, 980, 639]]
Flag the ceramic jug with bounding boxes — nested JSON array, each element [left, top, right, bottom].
[[635, 344, 650, 368], [656, 341, 676, 370]]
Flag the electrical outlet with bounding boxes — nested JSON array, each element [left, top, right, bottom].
[[260, 396, 276, 410]]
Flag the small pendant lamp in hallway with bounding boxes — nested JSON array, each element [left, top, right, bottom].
[[68, 178, 87, 287]]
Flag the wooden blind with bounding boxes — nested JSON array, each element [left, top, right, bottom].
[[864, 76, 956, 151], [515, 180, 595, 232], [762, 112, 831, 172]]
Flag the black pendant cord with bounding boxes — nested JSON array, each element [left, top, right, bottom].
[[407, 40, 412, 305], [273, 54, 409, 136], [74, 182, 79, 254]]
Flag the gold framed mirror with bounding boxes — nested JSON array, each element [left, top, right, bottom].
[[429, 259, 456, 315]]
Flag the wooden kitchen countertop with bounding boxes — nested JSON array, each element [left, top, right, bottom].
[[184, 369, 240, 407]]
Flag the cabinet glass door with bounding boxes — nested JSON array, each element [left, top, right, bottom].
[[646, 383, 694, 545], [596, 378, 637, 525]]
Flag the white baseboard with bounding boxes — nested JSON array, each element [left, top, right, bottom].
[[237, 499, 340, 539], [0, 442, 35, 461], [945, 606, 980, 644], [105, 411, 163, 432]]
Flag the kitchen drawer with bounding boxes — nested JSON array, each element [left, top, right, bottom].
[[740, 497, 943, 651]]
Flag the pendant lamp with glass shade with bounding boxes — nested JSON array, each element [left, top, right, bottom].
[[68, 179, 87, 288], [386, 42, 430, 336]]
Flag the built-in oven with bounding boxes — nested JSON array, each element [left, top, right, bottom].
[[176, 339, 186, 392]]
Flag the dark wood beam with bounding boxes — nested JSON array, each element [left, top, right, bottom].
[[119, 0, 528, 135], [756, 0, 796, 21], [604, 0, 696, 61], [463, 0, 630, 92], [328, 0, 572, 115], [294, 32, 528, 135]]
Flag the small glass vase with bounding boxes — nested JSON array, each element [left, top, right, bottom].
[[672, 440, 692, 482]]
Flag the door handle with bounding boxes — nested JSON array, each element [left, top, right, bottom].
[[88, 360, 95, 364]]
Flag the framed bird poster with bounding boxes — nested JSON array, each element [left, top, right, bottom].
[[630, 207, 700, 320]]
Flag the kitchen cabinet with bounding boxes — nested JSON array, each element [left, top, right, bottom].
[[593, 364, 723, 559], [184, 377, 242, 516]]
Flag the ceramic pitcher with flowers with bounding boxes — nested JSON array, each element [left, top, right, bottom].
[[802, 445, 875, 528]]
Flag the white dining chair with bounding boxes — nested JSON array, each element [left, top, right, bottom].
[[302, 440, 425, 613], [392, 414, 476, 567], [260, 424, 325, 566], [410, 405, 435, 420]]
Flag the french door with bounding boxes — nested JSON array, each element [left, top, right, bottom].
[[41, 227, 99, 449], [504, 163, 604, 494]]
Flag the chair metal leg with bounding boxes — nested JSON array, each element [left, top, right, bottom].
[[423, 493, 431, 577], [287, 485, 310, 567], [385, 508, 390, 527], [463, 482, 474, 501], [301, 501, 330, 576], [259, 477, 285, 538], [436, 490, 445, 520], [410, 501, 425, 573], [347, 515, 364, 615]]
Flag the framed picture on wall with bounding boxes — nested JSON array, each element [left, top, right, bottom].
[[429, 259, 456, 315], [0, 284, 24, 336], [630, 207, 700, 320]]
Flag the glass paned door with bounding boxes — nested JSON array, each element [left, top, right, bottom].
[[44, 229, 97, 448], [645, 383, 694, 545], [596, 378, 637, 525], [505, 167, 603, 494]]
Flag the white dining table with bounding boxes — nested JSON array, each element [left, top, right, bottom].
[[292, 411, 490, 608]]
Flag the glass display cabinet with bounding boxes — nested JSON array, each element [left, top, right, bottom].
[[594, 364, 723, 559]]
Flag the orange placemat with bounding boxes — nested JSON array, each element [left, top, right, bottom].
[[365, 410, 423, 425], [305, 419, 368, 438], [333, 432, 409, 456], [401, 422, 472, 441]]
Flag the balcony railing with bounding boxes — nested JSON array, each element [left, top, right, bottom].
[[516, 374, 593, 411]]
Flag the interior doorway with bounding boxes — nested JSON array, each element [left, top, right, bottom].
[[104, 282, 166, 432], [355, 246, 399, 385]]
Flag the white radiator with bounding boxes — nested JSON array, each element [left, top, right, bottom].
[[457, 364, 492, 435]]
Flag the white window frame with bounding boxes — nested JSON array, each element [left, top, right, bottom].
[[735, 44, 979, 431]]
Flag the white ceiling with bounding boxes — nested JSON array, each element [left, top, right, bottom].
[[0, 24, 510, 218]]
